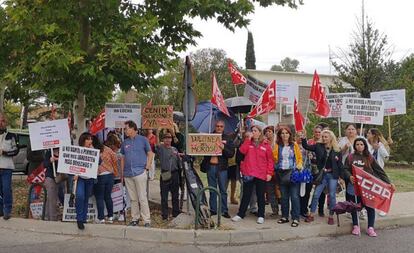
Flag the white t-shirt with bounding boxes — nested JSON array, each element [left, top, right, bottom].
[[281, 146, 291, 170]]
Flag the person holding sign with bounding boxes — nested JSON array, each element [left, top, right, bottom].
[[231, 125, 273, 224], [200, 120, 235, 219], [75, 132, 96, 230], [301, 130, 342, 226], [343, 138, 395, 237], [0, 113, 18, 220], [43, 148, 60, 221], [121, 120, 153, 227]]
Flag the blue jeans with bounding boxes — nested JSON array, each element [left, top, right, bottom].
[[207, 165, 228, 214], [0, 169, 12, 215], [75, 178, 94, 223], [310, 173, 338, 215], [280, 182, 300, 220], [94, 174, 114, 220]]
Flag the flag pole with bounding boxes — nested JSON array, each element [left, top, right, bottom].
[[234, 85, 239, 97], [338, 117, 342, 138], [360, 123, 364, 136], [209, 102, 213, 133], [387, 116, 392, 140], [304, 99, 311, 126]]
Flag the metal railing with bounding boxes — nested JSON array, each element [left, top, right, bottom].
[[195, 186, 221, 230]]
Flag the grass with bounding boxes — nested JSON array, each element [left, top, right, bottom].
[[386, 167, 414, 193]]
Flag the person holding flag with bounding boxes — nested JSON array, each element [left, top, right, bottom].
[[343, 137, 395, 237]]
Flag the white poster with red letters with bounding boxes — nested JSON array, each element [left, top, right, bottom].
[[370, 89, 406, 116], [341, 98, 384, 125], [28, 119, 71, 151], [57, 145, 100, 179]]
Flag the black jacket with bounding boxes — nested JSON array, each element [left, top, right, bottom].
[[343, 152, 391, 184], [302, 138, 343, 179], [201, 133, 235, 171]]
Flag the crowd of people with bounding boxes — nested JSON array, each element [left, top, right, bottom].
[[0, 110, 397, 237]]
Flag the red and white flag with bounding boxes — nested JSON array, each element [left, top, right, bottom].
[[294, 98, 305, 132], [228, 61, 247, 85], [309, 70, 330, 117], [27, 163, 46, 184], [247, 80, 276, 118], [352, 165, 395, 213], [211, 72, 230, 116], [90, 109, 106, 135]]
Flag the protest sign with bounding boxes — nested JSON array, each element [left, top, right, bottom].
[[276, 82, 298, 105], [188, 134, 222, 156], [243, 75, 268, 103], [28, 119, 71, 151], [30, 201, 43, 219], [370, 89, 406, 116], [57, 145, 100, 179], [62, 194, 97, 222], [107, 183, 131, 213], [341, 98, 384, 125], [326, 92, 360, 118], [105, 103, 141, 128], [142, 105, 174, 129]]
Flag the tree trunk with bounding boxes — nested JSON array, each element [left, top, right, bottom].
[[0, 86, 4, 113], [73, 91, 86, 141]]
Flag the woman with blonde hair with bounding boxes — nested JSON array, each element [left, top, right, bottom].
[[301, 129, 343, 225], [366, 128, 389, 169]]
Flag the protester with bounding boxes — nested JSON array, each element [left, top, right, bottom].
[[143, 129, 157, 180], [0, 113, 18, 220], [273, 127, 303, 227], [154, 129, 181, 220], [94, 135, 118, 224], [300, 125, 326, 218], [43, 148, 60, 221], [339, 123, 359, 164], [201, 120, 234, 218], [227, 141, 239, 205], [343, 137, 395, 237], [367, 128, 390, 170], [121, 120, 153, 227], [301, 130, 342, 225], [264, 126, 279, 217], [75, 132, 96, 230], [231, 125, 273, 224]]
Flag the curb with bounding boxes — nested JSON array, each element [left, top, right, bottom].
[[1, 214, 413, 245]]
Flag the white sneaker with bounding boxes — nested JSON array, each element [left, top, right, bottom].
[[118, 214, 125, 222], [97, 219, 105, 224], [107, 217, 114, 224], [378, 211, 387, 217], [231, 215, 243, 222], [257, 217, 264, 224]]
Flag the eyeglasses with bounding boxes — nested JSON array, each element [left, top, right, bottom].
[[215, 125, 224, 128]]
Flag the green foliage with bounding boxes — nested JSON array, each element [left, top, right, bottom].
[[270, 57, 300, 72], [270, 65, 283, 71], [4, 101, 21, 128], [245, 31, 256, 70], [332, 18, 392, 98]]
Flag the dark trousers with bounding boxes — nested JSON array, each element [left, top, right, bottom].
[[280, 183, 300, 220], [0, 169, 12, 215], [160, 171, 180, 219], [351, 195, 376, 228], [75, 178, 94, 223], [300, 183, 326, 215], [237, 178, 266, 218], [94, 174, 114, 220]]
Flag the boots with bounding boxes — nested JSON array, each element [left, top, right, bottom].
[[230, 179, 239, 205]]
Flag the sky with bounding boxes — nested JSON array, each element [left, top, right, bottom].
[[183, 0, 414, 75]]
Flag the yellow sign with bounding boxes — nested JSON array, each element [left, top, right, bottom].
[[188, 134, 222, 156]]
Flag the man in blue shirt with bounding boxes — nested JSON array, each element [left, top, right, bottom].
[[121, 120, 153, 227]]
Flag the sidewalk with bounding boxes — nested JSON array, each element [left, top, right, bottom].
[[1, 178, 413, 245]]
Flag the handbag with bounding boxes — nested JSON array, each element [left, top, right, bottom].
[[161, 170, 172, 181], [278, 169, 293, 185], [313, 149, 331, 186]]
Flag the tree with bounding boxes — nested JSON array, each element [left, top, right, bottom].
[[270, 57, 300, 72], [332, 17, 392, 98], [2, 0, 302, 138], [245, 31, 256, 70]]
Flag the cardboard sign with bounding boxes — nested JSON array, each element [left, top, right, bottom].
[[62, 194, 97, 222], [276, 82, 299, 105], [142, 105, 174, 129], [28, 119, 71, 151], [105, 103, 141, 128], [370, 89, 406, 116], [30, 201, 43, 219], [57, 145, 100, 179], [326, 92, 360, 118], [341, 98, 384, 125], [188, 134, 222, 156]]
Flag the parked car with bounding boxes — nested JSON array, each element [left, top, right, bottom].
[[10, 130, 30, 174]]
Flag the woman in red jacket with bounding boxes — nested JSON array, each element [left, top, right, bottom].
[[231, 125, 274, 224]]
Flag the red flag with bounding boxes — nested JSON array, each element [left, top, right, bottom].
[[211, 72, 230, 116], [314, 86, 331, 117], [90, 110, 106, 135], [228, 61, 247, 85], [27, 163, 46, 184], [294, 98, 305, 132], [352, 165, 395, 213], [309, 70, 321, 102], [247, 80, 276, 118]]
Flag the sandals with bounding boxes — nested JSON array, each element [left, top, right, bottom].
[[277, 217, 289, 224], [291, 219, 300, 227]]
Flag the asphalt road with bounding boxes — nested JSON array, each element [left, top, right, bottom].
[[1, 225, 413, 253]]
